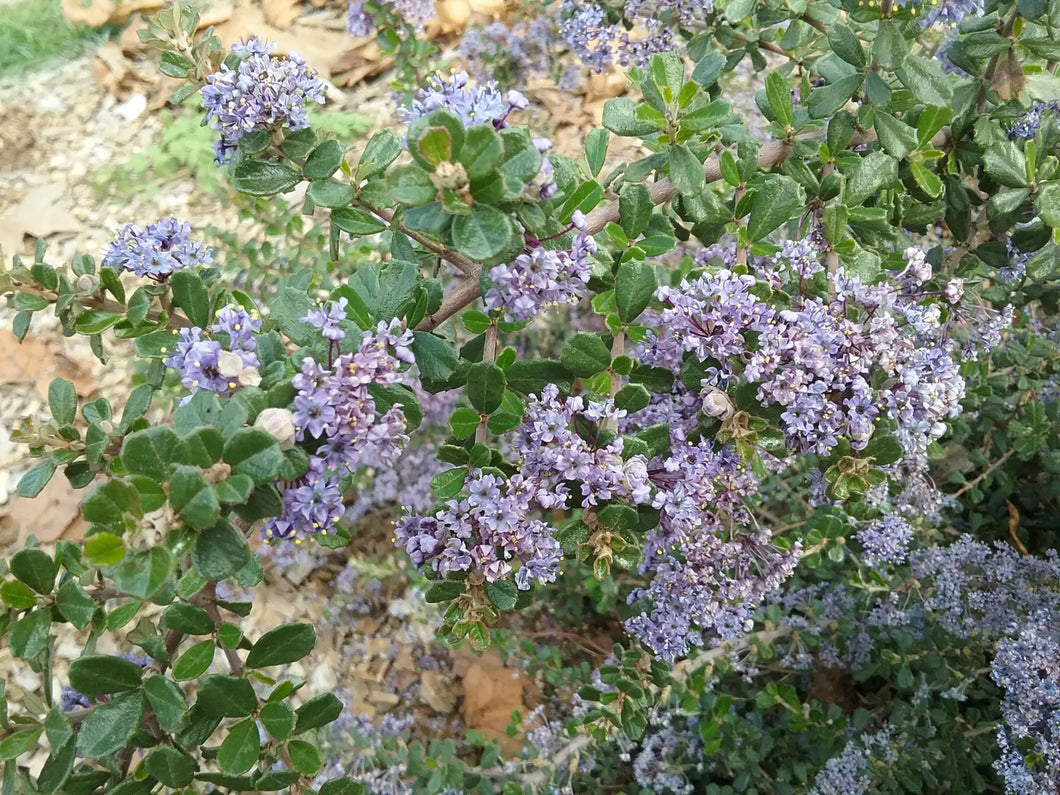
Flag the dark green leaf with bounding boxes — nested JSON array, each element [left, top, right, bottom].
[[169, 466, 220, 530], [845, 151, 898, 206], [562, 333, 611, 377], [293, 693, 342, 734], [747, 175, 805, 241], [143, 676, 187, 732], [467, 361, 505, 414], [1, 581, 36, 609], [764, 71, 793, 126], [873, 113, 918, 160], [10, 548, 55, 595], [451, 205, 516, 260], [895, 54, 952, 105], [287, 739, 322, 776], [431, 467, 468, 500], [56, 581, 96, 629], [303, 140, 345, 180], [121, 427, 187, 482], [828, 24, 866, 67], [232, 161, 302, 196], [483, 579, 518, 610], [77, 692, 145, 757], [330, 207, 386, 236], [169, 270, 210, 328], [246, 623, 316, 669], [602, 97, 658, 136], [808, 74, 863, 119], [307, 180, 355, 208], [112, 546, 175, 600], [224, 428, 284, 485], [195, 675, 257, 717], [84, 532, 124, 566], [145, 747, 196, 787], [16, 458, 56, 498], [0, 729, 42, 760], [160, 603, 215, 635], [217, 718, 259, 775], [192, 521, 251, 582], [615, 259, 655, 322], [48, 378, 76, 426], [172, 640, 215, 681], [669, 144, 705, 195], [69, 654, 144, 696], [260, 702, 296, 740], [585, 128, 609, 177]]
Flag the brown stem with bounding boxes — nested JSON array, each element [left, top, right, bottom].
[[952, 449, 1014, 498], [604, 329, 625, 431], [195, 582, 245, 677]]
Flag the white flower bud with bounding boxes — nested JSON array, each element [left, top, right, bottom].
[[75, 274, 98, 292], [944, 278, 964, 304], [218, 350, 245, 378], [239, 367, 261, 388], [254, 407, 296, 451], [702, 388, 735, 421]]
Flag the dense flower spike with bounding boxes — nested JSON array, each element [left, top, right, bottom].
[[484, 211, 596, 321], [102, 217, 214, 279], [262, 319, 414, 542], [855, 513, 915, 567], [201, 37, 326, 165], [627, 437, 801, 660]]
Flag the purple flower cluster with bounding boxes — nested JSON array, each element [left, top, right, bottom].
[[855, 513, 915, 567], [514, 384, 652, 509], [894, 0, 985, 28], [991, 619, 1060, 793], [163, 304, 263, 399], [458, 18, 556, 80], [627, 438, 801, 661], [1008, 101, 1060, 140], [394, 468, 562, 589], [557, 0, 697, 71], [484, 211, 596, 321], [397, 70, 528, 130], [201, 38, 326, 165], [346, 0, 435, 35], [102, 217, 214, 279], [262, 320, 414, 542]]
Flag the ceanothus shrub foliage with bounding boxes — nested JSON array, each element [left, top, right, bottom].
[[1, 0, 1060, 791]]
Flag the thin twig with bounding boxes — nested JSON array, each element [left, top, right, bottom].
[[952, 449, 1015, 498]]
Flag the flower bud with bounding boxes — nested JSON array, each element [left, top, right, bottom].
[[218, 350, 245, 378], [254, 407, 296, 451], [75, 274, 98, 292], [702, 388, 735, 421], [944, 278, 964, 304]]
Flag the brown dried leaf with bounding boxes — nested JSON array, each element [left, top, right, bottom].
[[0, 183, 81, 259]]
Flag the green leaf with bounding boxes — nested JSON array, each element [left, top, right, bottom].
[[562, 333, 611, 377], [1037, 183, 1060, 229], [431, 467, 468, 500], [451, 205, 516, 260], [828, 24, 866, 68], [112, 546, 175, 600], [619, 183, 652, 239], [293, 693, 343, 734], [307, 180, 355, 208], [121, 427, 187, 482], [143, 676, 187, 732], [909, 161, 943, 198], [16, 458, 56, 498], [145, 747, 196, 788], [615, 259, 655, 323], [602, 97, 658, 136], [77, 692, 145, 758], [746, 175, 805, 241], [217, 718, 260, 775], [864, 434, 904, 465], [983, 141, 1029, 188], [192, 521, 251, 582], [82, 477, 142, 525], [224, 428, 284, 485], [160, 602, 215, 635], [169, 465, 220, 530], [287, 739, 322, 776], [73, 310, 121, 335], [303, 140, 344, 179], [585, 128, 609, 177], [169, 270, 210, 328], [467, 361, 506, 414], [873, 19, 908, 70], [330, 207, 386, 236], [459, 125, 504, 180], [260, 702, 296, 741], [483, 579, 518, 610], [386, 164, 436, 205], [411, 331, 459, 385], [873, 113, 918, 160], [232, 160, 302, 196], [669, 144, 705, 195], [449, 407, 481, 439], [895, 54, 952, 105], [246, 623, 316, 669], [357, 129, 402, 178], [68, 654, 144, 696], [84, 532, 125, 566], [425, 579, 465, 603], [845, 151, 898, 206], [0, 581, 36, 609], [56, 581, 96, 629], [48, 378, 76, 426], [196, 675, 257, 717], [10, 548, 55, 595], [172, 640, 215, 681], [0, 728, 42, 760], [765, 71, 793, 126], [808, 74, 863, 119]]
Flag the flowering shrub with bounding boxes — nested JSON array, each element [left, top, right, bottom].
[[2, 0, 1060, 791]]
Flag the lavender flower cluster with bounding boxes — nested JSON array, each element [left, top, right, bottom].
[[163, 304, 263, 399], [397, 70, 528, 130], [201, 38, 326, 165], [484, 211, 597, 321], [627, 437, 801, 661], [261, 317, 414, 542], [1008, 100, 1060, 140], [102, 217, 214, 280], [639, 247, 967, 464], [346, 0, 435, 36], [991, 619, 1060, 793], [854, 513, 915, 567], [557, 0, 695, 71]]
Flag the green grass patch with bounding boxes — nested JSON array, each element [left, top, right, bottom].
[[0, 0, 116, 76]]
